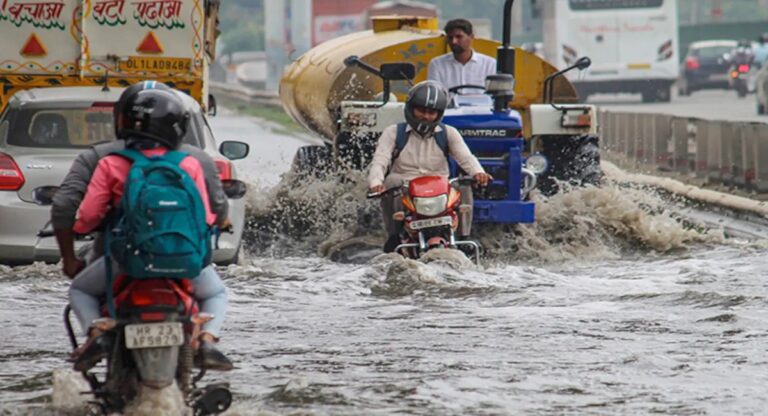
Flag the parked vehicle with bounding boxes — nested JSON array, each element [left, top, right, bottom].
[[678, 40, 738, 96], [539, 0, 680, 103], [0, 87, 249, 265]]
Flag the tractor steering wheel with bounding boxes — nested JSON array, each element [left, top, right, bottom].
[[448, 84, 486, 94]]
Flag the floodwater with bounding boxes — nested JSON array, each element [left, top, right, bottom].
[[1, 112, 767, 415]]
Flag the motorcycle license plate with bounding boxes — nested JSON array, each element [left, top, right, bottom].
[[124, 322, 184, 349], [410, 216, 452, 230]]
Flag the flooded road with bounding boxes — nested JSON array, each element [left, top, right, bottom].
[[1, 112, 767, 415]]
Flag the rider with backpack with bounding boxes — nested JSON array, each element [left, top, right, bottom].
[[367, 80, 492, 252], [67, 86, 233, 372]]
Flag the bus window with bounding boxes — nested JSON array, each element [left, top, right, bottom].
[[568, 0, 664, 10]]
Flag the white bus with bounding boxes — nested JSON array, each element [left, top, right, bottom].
[[540, 0, 679, 103]]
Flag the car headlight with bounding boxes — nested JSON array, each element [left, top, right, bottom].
[[525, 153, 548, 175], [413, 195, 448, 216]]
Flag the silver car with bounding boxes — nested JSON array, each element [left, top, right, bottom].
[[0, 86, 248, 265]]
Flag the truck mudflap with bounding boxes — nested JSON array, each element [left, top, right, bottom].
[[450, 136, 536, 224]]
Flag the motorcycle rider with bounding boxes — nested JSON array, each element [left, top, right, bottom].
[[754, 33, 768, 67], [731, 39, 755, 67], [368, 80, 492, 252], [53, 81, 233, 372]]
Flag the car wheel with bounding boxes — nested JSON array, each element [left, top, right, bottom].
[[216, 243, 240, 266], [290, 145, 332, 178], [759, 101, 766, 115]]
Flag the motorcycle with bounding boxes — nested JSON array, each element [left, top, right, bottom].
[[728, 48, 756, 98], [369, 176, 482, 264], [729, 62, 753, 98], [35, 179, 246, 415]]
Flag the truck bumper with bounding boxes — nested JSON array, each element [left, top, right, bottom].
[[473, 200, 536, 224]]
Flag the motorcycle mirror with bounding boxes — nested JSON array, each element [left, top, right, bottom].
[[575, 56, 591, 71], [222, 179, 247, 199], [380, 63, 416, 81]]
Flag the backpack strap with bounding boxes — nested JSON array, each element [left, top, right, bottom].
[[111, 148, 148, 167], [434, 123, 449, 161], [391, 122, 409, 162], [391, 122, 450, 163], [161, 150, 188, 166]]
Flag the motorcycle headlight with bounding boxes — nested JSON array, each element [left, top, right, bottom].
[[413, 195, 448, 216], [525, 153, 548, 175]]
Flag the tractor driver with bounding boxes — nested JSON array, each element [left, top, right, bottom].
[[427, 19, 496, 94], [368, 81, 493, 252]]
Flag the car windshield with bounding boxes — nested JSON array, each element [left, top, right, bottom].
[[693, 45, 734, 59], [4, 102, 201, 148]]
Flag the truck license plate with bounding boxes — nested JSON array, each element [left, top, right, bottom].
[[119, 57, 193, 73], [125, 322, 184, 349], [410, 216, 452, 230]]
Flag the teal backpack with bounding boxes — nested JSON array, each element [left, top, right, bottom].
[[107, 148, 211, 279]]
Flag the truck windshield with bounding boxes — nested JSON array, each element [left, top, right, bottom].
[[568, 0, 663, 10], [4, 103, 200, 148]]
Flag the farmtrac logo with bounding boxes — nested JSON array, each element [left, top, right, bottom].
[[456, 128, 519, 138], [0, 0, 66, 30]]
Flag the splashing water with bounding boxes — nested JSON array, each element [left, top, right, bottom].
[[122, 383, 191, 416], [241, 166, 725, 263]]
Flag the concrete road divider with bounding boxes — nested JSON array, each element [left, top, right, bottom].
[[601, 110, 768, 195]]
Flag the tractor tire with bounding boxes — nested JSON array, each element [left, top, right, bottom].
[[290, 145, 332, 178], [538, 134, 603, 196], [335, 131, 380, 170]]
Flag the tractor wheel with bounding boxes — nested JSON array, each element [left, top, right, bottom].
[[538, 134, 602, 196], [290, 145, 332, 178]]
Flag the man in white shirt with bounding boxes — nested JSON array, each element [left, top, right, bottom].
[[428, 19, 497, 94], [368, 81, 492, 252]]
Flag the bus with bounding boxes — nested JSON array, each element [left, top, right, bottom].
[[540, 0, 679, 103]]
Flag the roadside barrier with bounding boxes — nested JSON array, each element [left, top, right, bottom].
[[600, 110, 768, 192]]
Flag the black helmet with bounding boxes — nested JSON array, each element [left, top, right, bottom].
[[404, 80, 449, 136], [117, 89, 189, 149], [113, 81, 171, 138]]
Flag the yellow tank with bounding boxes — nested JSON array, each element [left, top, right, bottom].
[[279, 16, 578, 141]]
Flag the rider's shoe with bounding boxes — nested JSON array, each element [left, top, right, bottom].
[[71, 335, 109, 372], [195, 341, 234, 371], [383, 234, 401, 253]]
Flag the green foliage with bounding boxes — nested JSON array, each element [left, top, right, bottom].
[[219, 0, 264, 54]]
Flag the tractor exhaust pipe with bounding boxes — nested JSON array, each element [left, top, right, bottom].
[[497, 0, 516, 76]]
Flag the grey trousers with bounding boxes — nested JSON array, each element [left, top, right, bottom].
[[381, 184, 474, 237]]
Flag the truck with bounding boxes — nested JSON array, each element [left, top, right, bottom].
[[539, 0, 680, 103], [0, 0, 220, 113], [279, 0, 601, 243]]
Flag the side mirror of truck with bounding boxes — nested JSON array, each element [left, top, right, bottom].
[[380, 63, 415, 81], [219, 140, 249, 160]]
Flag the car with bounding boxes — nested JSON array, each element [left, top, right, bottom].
[[757, 59, 768, 114], [678, 40, 737, 96], [0, 86, 248, 265]]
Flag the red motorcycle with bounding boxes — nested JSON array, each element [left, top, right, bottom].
[[62, 276, 232, 415], [370, 176, 480, 263]]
